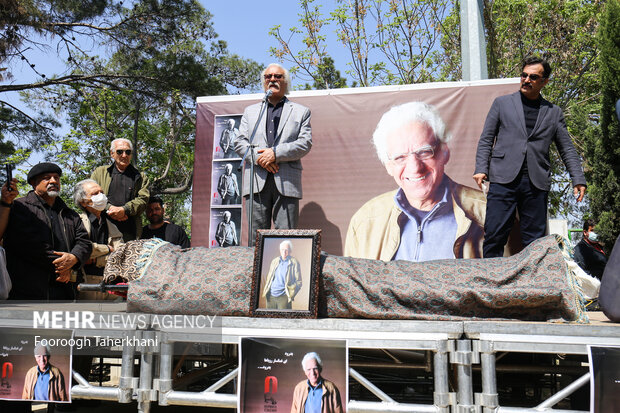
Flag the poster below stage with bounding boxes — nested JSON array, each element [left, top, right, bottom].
[[0, 328, 72, 403], [588, 345, 620, 413], [239, 337, 347, 413]]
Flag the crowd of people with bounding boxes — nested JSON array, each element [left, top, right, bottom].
[[0, 138, 189, 301], [0, 57, 615, 309]]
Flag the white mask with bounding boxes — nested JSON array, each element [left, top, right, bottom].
[[588, 231, 599, 242], [89, 193, 108, 211]]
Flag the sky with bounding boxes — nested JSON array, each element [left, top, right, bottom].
[[204, 1, 346, 88], [3, 1, 341, 166]]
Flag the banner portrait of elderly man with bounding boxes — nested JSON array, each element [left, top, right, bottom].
[[345, 101, 486, 262]]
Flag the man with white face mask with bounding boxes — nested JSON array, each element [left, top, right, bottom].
[[574, 218, 607, 280], [74, 179, 124, 299]]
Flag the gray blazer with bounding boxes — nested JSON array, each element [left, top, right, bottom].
[[474, 91, 585, 191], [235, 97, 312, 198]]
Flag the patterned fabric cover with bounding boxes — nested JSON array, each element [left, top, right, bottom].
[[117, 235, 587, 322]]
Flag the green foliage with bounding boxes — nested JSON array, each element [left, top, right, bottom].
[[467, 0, 603, 222], [271, 0, 454, 88], [582, 0, 620, 248], [2, 0, 263, 233]]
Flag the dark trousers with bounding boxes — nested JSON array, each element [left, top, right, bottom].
[[221, 194, 238, 205], [247, 174, 299, 245], [483, 172, 548, 258]]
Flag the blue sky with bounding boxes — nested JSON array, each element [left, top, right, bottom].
[[204, 1, 346, 88]]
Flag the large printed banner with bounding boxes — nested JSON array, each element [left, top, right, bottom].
[[193, 79, 519, 254]]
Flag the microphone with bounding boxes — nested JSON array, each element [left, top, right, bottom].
[[263, 89, 273, 101]]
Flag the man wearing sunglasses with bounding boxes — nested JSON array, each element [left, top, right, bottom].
[[91, 138, 150, 242], [474, 56, 586, 257], [235, 63, 312, 242], [345, 101, 485, 261]]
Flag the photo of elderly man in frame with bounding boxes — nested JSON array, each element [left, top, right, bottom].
[[253, 232, 319, 314]]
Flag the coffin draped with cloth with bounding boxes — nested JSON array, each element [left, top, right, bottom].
[[103, 235, 588, 323]]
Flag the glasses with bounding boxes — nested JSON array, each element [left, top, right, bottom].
[[520, 72, 543, 81], [264, 73, 284, 80], [116, 149, 132, 156], [388, 144, 437, 165]]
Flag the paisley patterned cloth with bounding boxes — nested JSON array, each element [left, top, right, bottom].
[[118, 235, 587, 322]]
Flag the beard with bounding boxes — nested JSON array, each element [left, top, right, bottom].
[[149, 214, 164, 225], [46, 190, 59, 198]]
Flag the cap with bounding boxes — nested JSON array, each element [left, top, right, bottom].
[[27, 162, 62, 185]]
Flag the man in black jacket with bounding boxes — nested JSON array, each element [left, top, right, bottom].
[[0, 163, 92, 300], [574, 218, 607, 280]]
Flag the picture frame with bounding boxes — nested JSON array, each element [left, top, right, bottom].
[[250, 229, 321, 318]]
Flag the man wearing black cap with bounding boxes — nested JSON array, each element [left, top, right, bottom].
[[0, 162, 91, 300]]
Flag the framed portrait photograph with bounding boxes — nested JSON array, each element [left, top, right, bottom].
[[250, 229, 321, 318]]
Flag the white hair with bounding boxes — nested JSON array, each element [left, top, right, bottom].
[[262, 63, 291, 95], [279, 239, 293, 252], [372, 101, 451, 164], [223, 210, 232, 218], [73, 178, 98, 209], [302, 352, 323, 370], [110, 138, 133, 152]]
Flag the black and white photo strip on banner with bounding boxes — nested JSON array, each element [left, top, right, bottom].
[[213, 114, 242, 160], [209, 207, 242, 248], [0, 328, 73, 403], [211, 159, 242, 207], [210, 114, 243, 248], [239, 337, 347, 413]]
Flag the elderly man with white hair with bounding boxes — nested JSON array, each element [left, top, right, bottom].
[[291, 352, 343, 413], [91, 138, 150, 241], [73, 179, 124, 300], [345, 101, 485, 262], [22, 343, 68, 401], [235, 63, 312, 241], [262, 240, 302, 309]]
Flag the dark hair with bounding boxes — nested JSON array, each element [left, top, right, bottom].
[[522, 56, 552, 78], [148, 196, 164, 208], [583, 218, 596, 231]]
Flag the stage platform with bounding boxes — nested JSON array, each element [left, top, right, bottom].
[[0, 302, 618, 413]]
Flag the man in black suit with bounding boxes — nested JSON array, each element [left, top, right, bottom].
[[473, 56, 587, 257]]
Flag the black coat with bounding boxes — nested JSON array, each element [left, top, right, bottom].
[[573, 239, 607, 280], [4, 191, 92, 300]]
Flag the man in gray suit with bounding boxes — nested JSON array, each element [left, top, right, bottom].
[[474, 56, 586, 257], [235, 63, 312, 238]]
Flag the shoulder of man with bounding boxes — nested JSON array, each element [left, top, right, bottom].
[[351, 190, 399, 222], [322, 378, 340, 392], [286, 99, 311, 114], [448, 178, 486, 226]]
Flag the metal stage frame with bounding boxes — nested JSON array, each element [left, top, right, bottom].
[[1, 303, 618, 412]]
